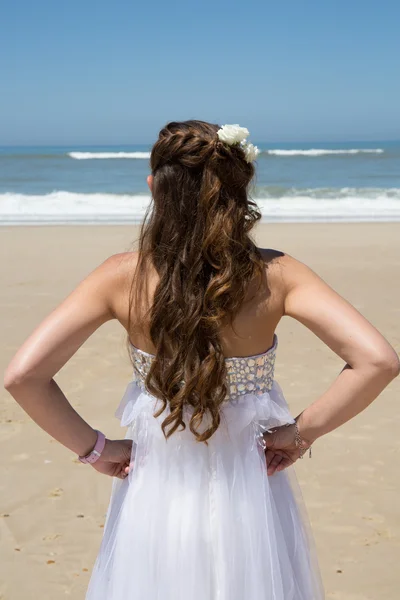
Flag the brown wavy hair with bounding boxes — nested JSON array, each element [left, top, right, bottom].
[[127, 120, 264, 442]]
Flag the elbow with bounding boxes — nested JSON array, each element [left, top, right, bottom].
[[3, 367, 30, 392], [386, 355, 400, 379], [371, 349, 400, 381], [4, 360, 49, 392]]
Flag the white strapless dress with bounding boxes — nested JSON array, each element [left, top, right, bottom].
[[85, 336, 325, 599]]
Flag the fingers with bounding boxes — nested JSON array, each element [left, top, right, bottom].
[[111, 457, 133, 480], [275, 456, 294, 472], [267, 453, 284, 476], [265, 448, 296, 476], [122, 439, 133, 461], [116, 440, 133, 464], [117, 466, 129, 480], [265, 449, 275, 469], [103, 438, 133, 464], [265, 448, 285, 467], [119, 461, 133, 479]]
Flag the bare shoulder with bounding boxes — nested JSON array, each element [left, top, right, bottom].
[[256, 248, 328, 309], [257, 247, 290, 291], [96, 251, 139, 288], [100, 251, 139, 275], [253, 248, 289, 317], [259, 248, 323, 284], [257, 247, 285, 265], [86, 251, 139, 317], [271, 252, 322, 288]]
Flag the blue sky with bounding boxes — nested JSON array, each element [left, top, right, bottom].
[[1, 0, 400, 145]]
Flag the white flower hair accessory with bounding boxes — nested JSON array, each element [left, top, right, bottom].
[[216, 124, 260, 163], [241, 142, 259, 163]]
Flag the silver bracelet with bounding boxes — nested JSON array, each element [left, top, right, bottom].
[[293, 421, 312, 459]]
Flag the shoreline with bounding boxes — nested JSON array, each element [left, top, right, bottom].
[[1, 216, 400, 226]]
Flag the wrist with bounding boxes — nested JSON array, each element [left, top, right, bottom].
[[78, 430, 106, 464], [94, 438, 113, 463], [295, 411, 321, 446], [78, 428, 98, 457]]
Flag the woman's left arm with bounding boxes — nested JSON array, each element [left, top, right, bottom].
[[3, 253, 132, 477]]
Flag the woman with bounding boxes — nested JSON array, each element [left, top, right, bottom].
[[4, 120, 399, 599]]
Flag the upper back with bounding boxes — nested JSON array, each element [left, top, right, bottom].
[[111, 248, 286, 358]]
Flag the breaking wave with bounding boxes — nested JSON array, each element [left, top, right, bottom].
[[266, 149, 384, 157], [1, 188, 399, 224], [68, 152, 151, 160]]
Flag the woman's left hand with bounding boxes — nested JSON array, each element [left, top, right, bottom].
[[91, 439, 133, 479], [263, 423, 308, 476]]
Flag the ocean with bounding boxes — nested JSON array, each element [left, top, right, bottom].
[[1, 141, 400, 224]]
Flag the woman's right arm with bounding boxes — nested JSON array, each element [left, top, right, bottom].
[[282, 254, 399, 445]]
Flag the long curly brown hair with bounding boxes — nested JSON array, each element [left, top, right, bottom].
[[127, 120, 264, 442]]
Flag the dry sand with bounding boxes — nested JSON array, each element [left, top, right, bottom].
[[1, 222, 399, 599]]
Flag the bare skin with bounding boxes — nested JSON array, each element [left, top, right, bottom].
[[3, 250, 399, 480]]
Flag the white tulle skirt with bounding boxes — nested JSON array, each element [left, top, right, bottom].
[[85, 380, 325, 599]]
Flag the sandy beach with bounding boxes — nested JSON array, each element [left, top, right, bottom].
[[1, 222, 399, 600]]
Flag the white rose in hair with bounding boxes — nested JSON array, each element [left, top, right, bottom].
[[242, 142, 260, 163], [217, 124, 249, 145]]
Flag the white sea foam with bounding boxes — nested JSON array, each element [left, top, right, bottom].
[[68, 152, 151, 160], [0, 192, 151, 223], [67, 149, 384, 160], [266, 149, 384, 156], [1, 189, 400, 225]]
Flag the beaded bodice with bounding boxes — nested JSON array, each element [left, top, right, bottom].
[[129, 336, 277, 401]]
